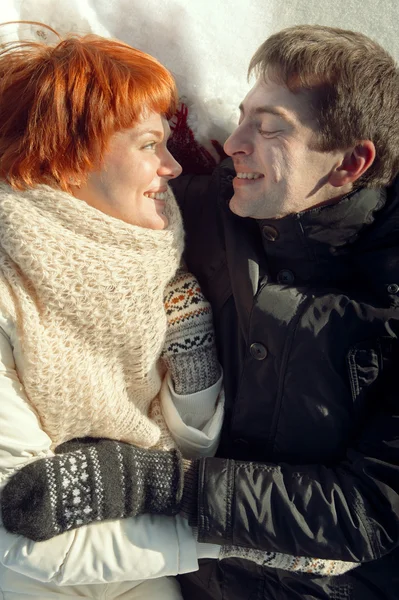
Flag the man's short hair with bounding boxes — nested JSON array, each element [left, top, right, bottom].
[[249, 25, 399, 188]]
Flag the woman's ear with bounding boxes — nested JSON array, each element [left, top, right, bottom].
[[329, 140, 376, 187]]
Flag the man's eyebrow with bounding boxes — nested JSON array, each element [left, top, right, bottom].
[[239, 103, 296, 125]]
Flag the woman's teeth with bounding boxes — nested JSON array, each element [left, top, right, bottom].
[[236, 172, 263, 179], [145, 192, 167, 200]]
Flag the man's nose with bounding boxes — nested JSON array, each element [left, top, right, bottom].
[[223, 125, 252, 156]]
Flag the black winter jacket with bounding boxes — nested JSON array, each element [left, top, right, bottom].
[[172, 160, 399, 600]]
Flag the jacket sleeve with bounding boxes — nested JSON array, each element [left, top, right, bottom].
[[0, 318, 199, 585], [194, 385, 399, 564]]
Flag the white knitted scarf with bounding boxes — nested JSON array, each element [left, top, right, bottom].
[[0, 183, 184, 449]]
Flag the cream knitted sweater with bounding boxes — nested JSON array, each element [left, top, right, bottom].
[[0, 182, 184, 449]]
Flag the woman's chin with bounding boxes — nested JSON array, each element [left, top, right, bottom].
[[148, 211, 169, 230]]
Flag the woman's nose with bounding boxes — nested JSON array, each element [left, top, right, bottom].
[[159, 150, 182, 179]]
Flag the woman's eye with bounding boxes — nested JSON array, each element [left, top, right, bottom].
[[142, 141, 156, 150]]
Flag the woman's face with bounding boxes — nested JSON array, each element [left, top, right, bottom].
[[73, 112, 182, 230]]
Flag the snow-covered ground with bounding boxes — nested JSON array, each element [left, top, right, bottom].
[[1, 0, 398, 147]]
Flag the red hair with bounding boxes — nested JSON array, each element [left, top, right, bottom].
[[0, 23, 178, 191]]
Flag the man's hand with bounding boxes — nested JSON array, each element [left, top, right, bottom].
[[1, 438, 184, 541]]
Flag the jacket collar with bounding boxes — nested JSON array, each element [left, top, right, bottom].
[[218, 159, 399, 287], [257, 186, 386, 262]]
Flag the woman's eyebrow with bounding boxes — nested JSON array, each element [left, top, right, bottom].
[[134, 129, 164, 139]]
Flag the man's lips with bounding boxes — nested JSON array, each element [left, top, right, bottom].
[[233, 172, 264, 186]]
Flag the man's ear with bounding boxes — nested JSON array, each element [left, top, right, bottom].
[[329, 141, 376, 187]]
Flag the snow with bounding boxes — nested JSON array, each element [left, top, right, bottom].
[[1, 0, 398, 146]]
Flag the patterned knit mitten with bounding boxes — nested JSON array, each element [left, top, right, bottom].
[[1, 438, 183, 542], [162, 270, 221, 394]]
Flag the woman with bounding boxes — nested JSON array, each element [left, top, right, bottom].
[[0, 23, 223, 599]]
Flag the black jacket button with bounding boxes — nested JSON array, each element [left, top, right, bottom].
[[262, 225, 279, 242], [250, 342, 268, 360], [387, 283, 399, 294], [277, 269, 295, 285]]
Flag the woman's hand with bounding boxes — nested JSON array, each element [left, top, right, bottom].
[[162, 269, 221, 395]]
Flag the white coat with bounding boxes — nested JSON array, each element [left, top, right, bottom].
[[0, 312, 223, 599]]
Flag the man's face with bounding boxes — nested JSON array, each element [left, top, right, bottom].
[[224, 77, 345, 219]]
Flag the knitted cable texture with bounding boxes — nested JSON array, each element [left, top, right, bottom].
[[0, 183, 184, 450]]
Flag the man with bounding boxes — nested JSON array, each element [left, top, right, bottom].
[[172, 25, 399, 600]]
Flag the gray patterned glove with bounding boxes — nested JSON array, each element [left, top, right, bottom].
[[162, 270, 221, 395], [1, 438, 183, 541]]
